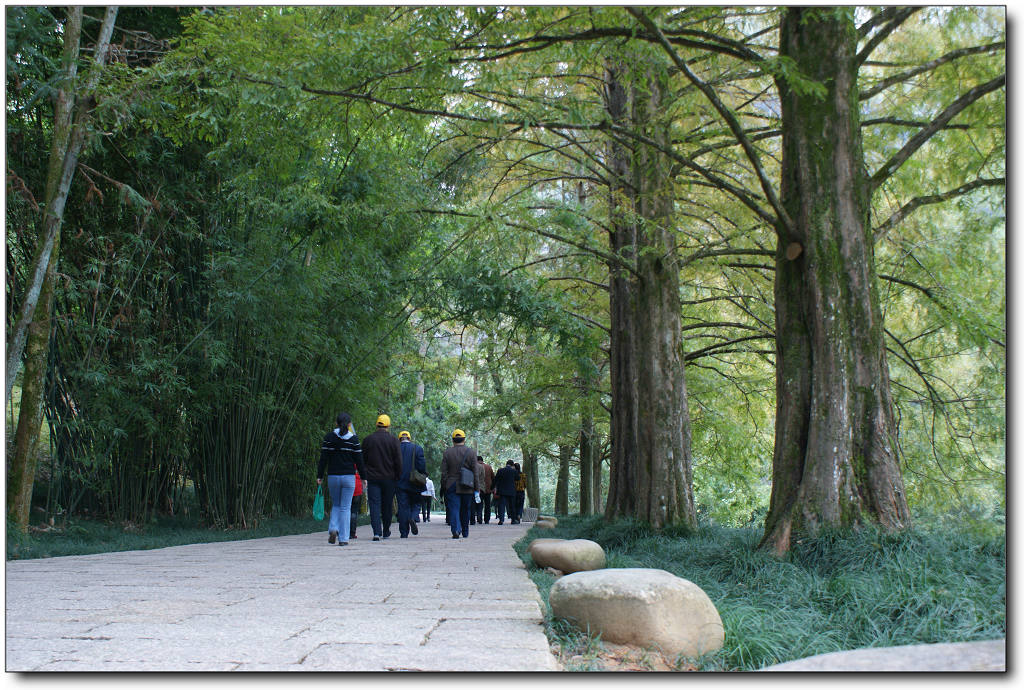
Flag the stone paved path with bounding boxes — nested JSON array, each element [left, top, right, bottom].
[[5, 518, 560, 671]]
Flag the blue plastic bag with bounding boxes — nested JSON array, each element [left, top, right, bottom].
[[313, 485, 325, 520]]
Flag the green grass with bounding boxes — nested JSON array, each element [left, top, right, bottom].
[[515, 516, 1006, 671], [6, 512, 356, 560]]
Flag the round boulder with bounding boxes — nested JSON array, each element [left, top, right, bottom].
[[537, 515, 559, 526], [530, 539, 606, 574], [528, 538, 564, 560], [549, 568, 724, 659], [534, 519, 557, 529]]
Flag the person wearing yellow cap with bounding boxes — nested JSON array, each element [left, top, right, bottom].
[[440, 429, 478, 539], [396, 430, 426, 538], [360, 414, 402, 541]]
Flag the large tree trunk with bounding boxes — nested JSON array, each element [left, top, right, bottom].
[[521, 445, 540, 511], [761, 8, 911, 555], [602, 60, 696, 529], [555, 443, 572, 514], [579, 411, 594, 515]]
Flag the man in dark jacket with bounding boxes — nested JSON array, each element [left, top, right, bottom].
[[440, 429, 478, 539], [492, 460, 519, 525], [360, 414, 402, 541], [397, 430, 427, 538]]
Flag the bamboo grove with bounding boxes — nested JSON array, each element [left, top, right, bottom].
[[6, 7, 1005, 550]]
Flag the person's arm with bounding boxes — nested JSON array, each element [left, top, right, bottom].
[[350, 435, 367, 479], [317, 435, 328, 483], [391, 437, 402, 480]]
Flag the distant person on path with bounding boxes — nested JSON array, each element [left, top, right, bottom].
[[440, 429, 478, 539], [514, 462, 526, 524], [397, 430, 427, 538], [350, 467, 365, 540], [420, 476, 435, 522], [471, 455, 495, 525], [493, 460, 518, 525], [317, 412, 366, 546], [361, 414, 402, 541]]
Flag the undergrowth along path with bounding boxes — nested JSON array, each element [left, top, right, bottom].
[[5, 518, 559, 671]]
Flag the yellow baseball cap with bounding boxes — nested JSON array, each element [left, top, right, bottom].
[[452, 429, 466, 440], [376, 414, 391, 427], [399, 430, 411, 440]]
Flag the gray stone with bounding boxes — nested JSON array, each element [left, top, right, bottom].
[[530, 538, 606, 574], [760, 639, 1005, 672], [549, 568, 724, 659], [4, 522, 559, 671]]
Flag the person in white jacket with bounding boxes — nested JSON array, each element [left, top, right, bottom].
[[420, 477, 435, 522]]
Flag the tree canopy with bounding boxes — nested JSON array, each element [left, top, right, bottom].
[[6, 6, 1004, 547]]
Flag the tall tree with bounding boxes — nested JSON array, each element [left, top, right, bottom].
[[7, 6, 118, 531], [760, 8, 911, 554], [602, 57, 696, 529]]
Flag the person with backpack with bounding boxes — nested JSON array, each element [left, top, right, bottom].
[[317, 412, 366, 546], [440, 429, 478, 539], [396, 430, 427, 538]]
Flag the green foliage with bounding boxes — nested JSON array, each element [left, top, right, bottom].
[[521, 517, 1005, 671]]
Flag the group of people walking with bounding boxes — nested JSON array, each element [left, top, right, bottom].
[[316, 413, 526, 545]]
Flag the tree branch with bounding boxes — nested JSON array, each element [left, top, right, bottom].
[[627, 7, 794, 236], [869, 73, 1005, 192], [874, 178, 1005, 241], [860, 41, 1005, 100]]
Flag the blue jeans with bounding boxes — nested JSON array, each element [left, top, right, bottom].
[[396, 489, 420, 537], [327, 475, 356, 541], [446, 486, 472, 537], [367, 479, 396, 538]]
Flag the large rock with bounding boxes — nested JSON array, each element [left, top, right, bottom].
[[549, 568, 723, 659], [760, 639, 1005, 672], [530, 539, 606, 574], [537, 515, 558, 526], [534, 520, 556, 530], [528, 538, 564, 559]]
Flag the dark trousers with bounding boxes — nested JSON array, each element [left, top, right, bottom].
[[396, 488, 420, 537], [496, 494, 515, 523], [421, 497, 431, 521], [471, 492, 492, 524], [350, 493, 362, 538], [367, 479, 396, 538], [515, 491, 525, 523]]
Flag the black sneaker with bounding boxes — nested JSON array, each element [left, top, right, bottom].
[[411, 522, 418, 535], [452, 534, 459, 539], [338, 541, 348, 546], [328, 531, 337, 544], [372, 536, 381, 542]]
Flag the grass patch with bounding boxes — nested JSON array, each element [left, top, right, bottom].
[[5, 512, 354, 560], [516, 516, 1005, 671]]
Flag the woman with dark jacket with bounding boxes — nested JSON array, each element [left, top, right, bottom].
[[317, 412, 366, 546]]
